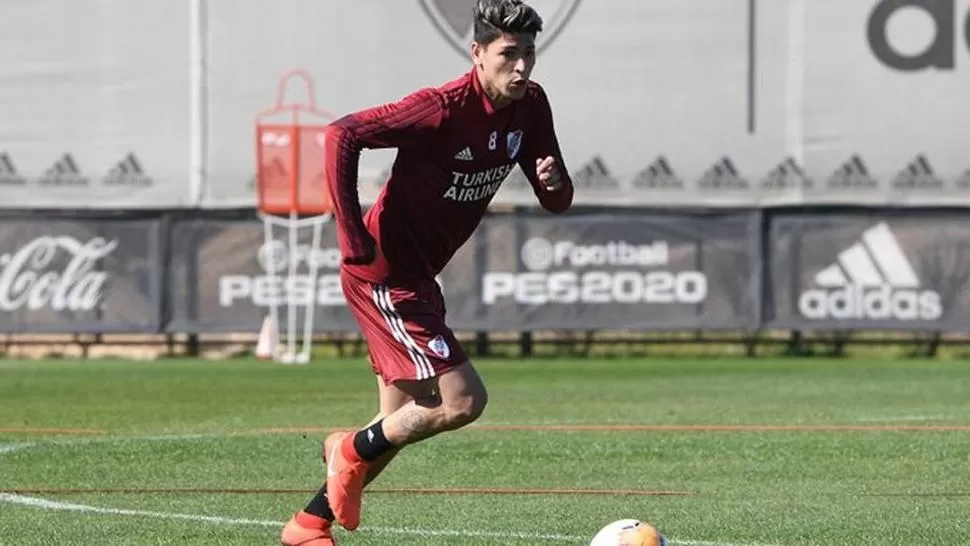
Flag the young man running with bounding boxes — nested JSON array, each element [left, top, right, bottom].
[[281, 1, 573, 543]]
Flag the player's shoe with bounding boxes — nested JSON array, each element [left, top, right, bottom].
[[280, 512, 337, 546], [324, 431, 370, 531]]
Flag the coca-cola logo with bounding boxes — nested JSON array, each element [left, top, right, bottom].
[[0, 236, 118, 312]]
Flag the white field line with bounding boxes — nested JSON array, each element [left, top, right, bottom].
[[0, 493, 783, 546], [0, 436, 786, 546]]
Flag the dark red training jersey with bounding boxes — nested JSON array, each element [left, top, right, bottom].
[[323, 68, 574, 283]]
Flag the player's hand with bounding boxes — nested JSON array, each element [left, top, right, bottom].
[[536, 156, 563, 191], [343, 232, 377, 266]]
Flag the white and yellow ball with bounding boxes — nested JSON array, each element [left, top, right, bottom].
[[589, 519, 668, 546]]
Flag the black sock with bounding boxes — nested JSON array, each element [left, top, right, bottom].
[[303, 485, 335, 521], [353, 419, 394, 462]]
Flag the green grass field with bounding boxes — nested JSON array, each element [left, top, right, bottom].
[[2, 356, 969, 545]]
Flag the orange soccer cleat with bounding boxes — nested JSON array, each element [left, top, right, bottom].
[[279, 512, 337, 546], [323, 432, 370, 531]]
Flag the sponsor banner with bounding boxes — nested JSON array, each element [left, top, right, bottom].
[[14, 210, 970, 335], [0, 216, 163, 333], [165, 215, 360, 333], [798, 0, 970, 205], [202, 0, 789, 208], [765, 213, 970, 331], [0, 1, 193, 209], [443, 212, 761, 331], [167, 211, 759, 333], [198, 0, 970, 208], [2, 0, 969, 208]]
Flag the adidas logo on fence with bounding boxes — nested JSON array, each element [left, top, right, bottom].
[[798, 222, 941, 321], [572, 155, 619, 188], [697, 157, 748, 190], [761, 157, 813, 190], [103, 153, 153, 187], [38, 154, 89, 187], [827, 155, 877, 189], [891, 154, 943, 190], [0, 152, 27, 186], [632, 156, 683, 189]]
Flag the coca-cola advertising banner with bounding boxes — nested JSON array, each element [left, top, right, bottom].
[[0, 215, 163, 333], [765, 212, 970, 331]]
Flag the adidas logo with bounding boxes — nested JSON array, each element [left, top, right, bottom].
[[39, 154, 89, 187], [632, 156, 683, 189], [826, 155, 877, 190], [761, 157, 813, 190], [798, 222, 941, 321], [454, 147, 474, 161], [102, 153, 152, 187], [890, 154, 942, 191], [697, 157, 749, 190], [573, 155, 618, 188], [0, 152, 27, 186]]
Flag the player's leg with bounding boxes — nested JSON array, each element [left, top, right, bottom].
[[326, 362, 487, 530], [282, 273, 409, 544], [360, 374, 411, 485], [282, 438, 341, 545], [326, 277, 485, 531], [282, 374, 412, 544], [379, 360, 487, 445]]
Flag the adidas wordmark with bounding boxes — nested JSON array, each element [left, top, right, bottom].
[[798, 223, 941, 321]]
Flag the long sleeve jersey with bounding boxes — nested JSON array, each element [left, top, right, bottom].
[[323, 68, 573, 283]]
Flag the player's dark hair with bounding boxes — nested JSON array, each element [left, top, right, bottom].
[[473, 0, 544, 46]]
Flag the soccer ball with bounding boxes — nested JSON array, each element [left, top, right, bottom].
[[589, 519, 668, 546]]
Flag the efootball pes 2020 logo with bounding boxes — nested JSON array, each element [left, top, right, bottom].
[[798, 223, 942, 321], [419, 0, 582, 58]]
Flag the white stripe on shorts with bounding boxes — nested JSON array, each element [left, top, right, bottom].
[[370, 284, 435, 380]]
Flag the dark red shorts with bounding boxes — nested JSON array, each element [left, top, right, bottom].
[[340, 269, 467, 383]]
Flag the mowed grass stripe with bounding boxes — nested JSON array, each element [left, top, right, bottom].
[[0, 493, 784, 546], [0, 486, 695, 496], [0, 428, 107, 435], [7, 423, 970, 437], [253, 423, 970, 434]]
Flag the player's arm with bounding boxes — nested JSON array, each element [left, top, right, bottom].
[[517, 86, 573, 214], [323, 88, 446, 264]]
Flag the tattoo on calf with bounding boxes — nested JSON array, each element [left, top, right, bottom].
[[399, 408, 429, 439]]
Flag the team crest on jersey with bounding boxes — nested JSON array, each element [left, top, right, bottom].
[[428, 335, 451, 359], [507, 130, 523, 160], [419, 0, 582, 58]]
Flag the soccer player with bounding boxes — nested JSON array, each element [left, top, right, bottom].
[[280, 0, 573, 543]]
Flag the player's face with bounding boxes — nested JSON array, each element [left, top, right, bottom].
[[473, 33, 537, 106]]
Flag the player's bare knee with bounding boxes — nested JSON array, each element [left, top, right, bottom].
[[445, 387, 488, 428], [435, 361, 488, 428], [467, 387, 488, 423]]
